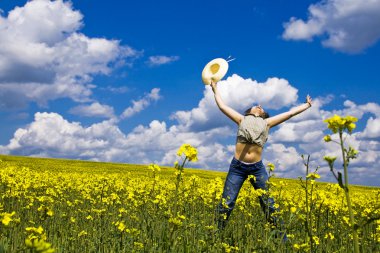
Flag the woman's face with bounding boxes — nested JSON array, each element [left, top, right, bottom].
[[250, 105, 266, 117]]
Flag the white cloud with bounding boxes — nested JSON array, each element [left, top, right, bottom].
[[0, 0, 140, 110], [1, 95, 380, 186], [171, 74, 298, 131], [147, 55, 179, 66], [1, 112, 121, 157], [69, 102, 115, 119], [360, 117, 380, 138], [101, 86, 129, 94], [264, 143, 304, 175], [282, 0, 380, 53], [0, 112, 233, 168], [270, 120, 325, 143], [120, 88, 161, 119]]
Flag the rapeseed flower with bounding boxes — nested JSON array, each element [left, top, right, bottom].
[[267, 162, 275, 172], [148, 164, 161, 172], [26, 226, 44, 235], [177, 144, 198, 162], [25, 238, 55, 253], [306, 173, 321, 180], [1, 211, 16, 226], [324, 114, 358, 134], [324, 135, 332, 142], [78, 230, 88, 237]]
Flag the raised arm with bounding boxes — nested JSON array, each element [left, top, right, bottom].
[[210, 81, 243, 125], [266, 95, 312, 128]]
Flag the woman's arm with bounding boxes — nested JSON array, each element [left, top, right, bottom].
[[210, 81, 243, 125], [266, 95, 312, 128]]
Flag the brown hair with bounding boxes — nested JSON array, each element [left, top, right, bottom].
[[244, 108, 270, 119]]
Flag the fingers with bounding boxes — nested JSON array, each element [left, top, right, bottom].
[[306, 94, 313, 107]]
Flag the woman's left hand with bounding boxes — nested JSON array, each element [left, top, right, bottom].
[[306, 95, 312, 107]]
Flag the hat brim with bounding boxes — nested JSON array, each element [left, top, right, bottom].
[[201, 58, 229, 85]]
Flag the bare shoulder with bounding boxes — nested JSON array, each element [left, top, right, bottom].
[[265, 117, 276, 128]]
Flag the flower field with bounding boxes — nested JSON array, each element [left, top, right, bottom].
[[1, 153, 379, 253]]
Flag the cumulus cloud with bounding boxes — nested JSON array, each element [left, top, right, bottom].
[[0, 0, 140, 110], [120, 88, 161, 119], [264, 144, 304, 174], [0, 112, 124, 158], [270, 120, 325, 143], [147, 55, 179, 66], [69, 102, 115, 119], [360, 117, 380, 138], [0, 112, 233, 168], [171, 74, 298, 131], [282, 0, 380, 53], [1, 95, 380, 186]]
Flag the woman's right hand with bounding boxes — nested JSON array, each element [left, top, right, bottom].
[[210, 80, 217, 92]]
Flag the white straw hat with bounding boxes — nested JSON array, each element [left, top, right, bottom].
[[201, 58, 229, 85]]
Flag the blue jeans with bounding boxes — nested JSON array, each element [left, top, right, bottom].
[[216, 157, 277, 229]]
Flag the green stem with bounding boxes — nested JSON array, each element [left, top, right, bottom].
[[304, 157, 313, 252], [311, 181, 315, 251], [173, 157, 187, 215], [339, 131, 360, 253]]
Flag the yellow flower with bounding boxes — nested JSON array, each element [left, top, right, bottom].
[[293, 244, 300, 250], [169, 217, 183, 226], [306, 172, 321, 180], [148, 164, 161, 172], [248, 175, 256, 182], [26, 226, 44, 235], [267, 162, 275, 172], [25, 238, 55, 253], [78, 230, 88, 237], [313, 236, 320, 245], [343, 216, 350, 225], [323, 135, 332, 142], [116, 221, 126, 232], [324, 114, 358, 134], [290, 207, 297, 213], [1, 211, 16, 226], [46, 210, 54, 217], [177, 144, 198, 162], [347, 123, 356, 132], [324, 232, 335, 240]]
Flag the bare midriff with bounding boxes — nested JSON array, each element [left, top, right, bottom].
[[234, 142, 263, 163]]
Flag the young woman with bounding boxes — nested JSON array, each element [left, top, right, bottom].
[[210, 80, 312, 232]]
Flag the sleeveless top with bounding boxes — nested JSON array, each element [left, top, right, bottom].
[[236, 115, 269, 147]]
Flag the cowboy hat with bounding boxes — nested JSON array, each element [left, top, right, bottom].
[[201, 58, 228, 85]]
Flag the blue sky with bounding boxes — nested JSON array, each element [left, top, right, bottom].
[[1, 0, 379, 186]]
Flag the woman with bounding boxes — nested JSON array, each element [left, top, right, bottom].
[[211, 80, 312, 232]]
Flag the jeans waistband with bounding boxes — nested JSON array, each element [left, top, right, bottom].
[[233, 157, 262, 166]]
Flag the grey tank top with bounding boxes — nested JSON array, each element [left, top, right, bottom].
[[236, 115, 269, 147]]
